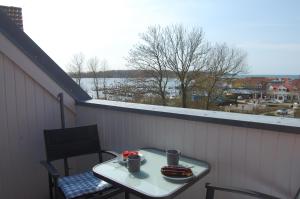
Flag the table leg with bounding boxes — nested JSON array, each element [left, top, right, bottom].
[[125, 191, 130, 199]]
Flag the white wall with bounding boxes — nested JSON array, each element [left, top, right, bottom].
[[0, 52, 76, 199], [76, 105, 300, 199], [0, 33, 75, 112]]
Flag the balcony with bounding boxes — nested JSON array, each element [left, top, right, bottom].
[[1, 8, 300, 199], [1, 86, 300, 199], [73, 99, 299, 199], [2, 79, 300, 199]]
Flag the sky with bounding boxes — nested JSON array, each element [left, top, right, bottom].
[[1, 0, 300, 74]]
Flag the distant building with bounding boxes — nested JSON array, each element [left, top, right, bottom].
[[292, 79, 300, 90], [232, 77, 271, 89], [0, 5, 23, 30], [267, 78, 300, 102], [230, 77, 300, 102]]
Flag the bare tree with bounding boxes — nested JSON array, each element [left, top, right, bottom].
[[164, 25, 209, 108], [68, 52, 85, 86], [100, 59, 109, 100], [200, 43, 247, 109], [127, 25, 169, 106], [87, 56, 101, 99]]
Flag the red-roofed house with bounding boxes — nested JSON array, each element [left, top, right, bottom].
[[268, 78, 300, 102], [292, 79, 300, 90]]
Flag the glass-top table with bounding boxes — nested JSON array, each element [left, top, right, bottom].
[[93, 148, 210, 199]]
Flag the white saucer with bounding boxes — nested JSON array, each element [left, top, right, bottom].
[[162, 173, 194, 182]]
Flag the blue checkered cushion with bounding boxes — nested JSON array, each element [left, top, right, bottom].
[[57, 171, 112, 199]]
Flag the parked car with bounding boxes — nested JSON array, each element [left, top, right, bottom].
[[267, 99, 280, 104], [276, 108, 288, 115]]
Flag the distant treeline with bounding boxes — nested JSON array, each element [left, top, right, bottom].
[[69, 70, 177, 78]]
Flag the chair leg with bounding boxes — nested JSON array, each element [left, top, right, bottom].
[[54, 187, 59, 199], [48, 174, 53, 199], [205, 187, 215, 199], [125, 191, 130, 199]]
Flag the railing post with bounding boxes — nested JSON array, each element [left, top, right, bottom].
[[57, 93, 65, 129]]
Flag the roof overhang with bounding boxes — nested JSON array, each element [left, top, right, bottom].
[[0, 9, 91, 102]]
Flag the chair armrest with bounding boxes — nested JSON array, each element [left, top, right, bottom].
[[100, 150, 119, 158], [205, 183, 280, 199], [40, 160, 60, 178]]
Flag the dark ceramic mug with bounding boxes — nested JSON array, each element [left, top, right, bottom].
[[127, 155, 141, 172], [166, 149, 180, 166]]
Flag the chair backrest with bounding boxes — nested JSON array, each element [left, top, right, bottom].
[[44, 125, 101, 162]]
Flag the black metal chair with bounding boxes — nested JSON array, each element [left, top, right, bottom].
[[41, 125, 123, 199], [205, 183, 300, 199]]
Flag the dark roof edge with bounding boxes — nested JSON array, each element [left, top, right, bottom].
[[0, 10, 91, 101], [76, 100, 300, 134]]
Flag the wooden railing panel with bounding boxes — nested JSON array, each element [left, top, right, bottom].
[[76, 105, 300, 199]]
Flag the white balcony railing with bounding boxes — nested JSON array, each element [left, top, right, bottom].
[[76, 99, 300, 199]]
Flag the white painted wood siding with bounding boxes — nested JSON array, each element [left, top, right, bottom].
[[76, 105, 300, 199], [0, 33, 75, 112], [0, 52, 76, 199]]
